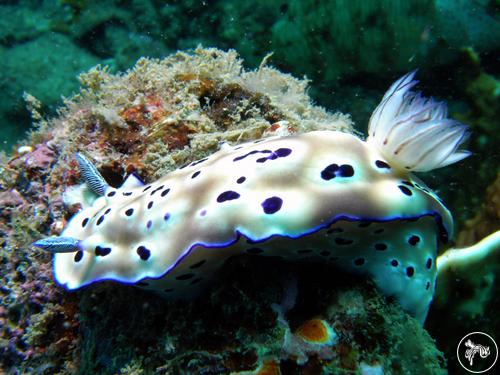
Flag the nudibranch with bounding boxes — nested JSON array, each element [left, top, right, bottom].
[[34, 72, 471, 323]]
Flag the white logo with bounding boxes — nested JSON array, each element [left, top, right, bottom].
[[458, 332, 498, 373], [465, 339, 491, 366]]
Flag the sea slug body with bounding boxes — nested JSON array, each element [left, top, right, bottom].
[[34, 72, 472, 323]]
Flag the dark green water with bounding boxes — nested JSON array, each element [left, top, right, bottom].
[[1, 1, 498, 150], [0, 1, 498, 374]]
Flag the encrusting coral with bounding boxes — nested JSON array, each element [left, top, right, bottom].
[[0, 48, 451, 374]]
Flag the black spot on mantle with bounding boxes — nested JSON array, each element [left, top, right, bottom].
[[190, 158, 208, 167], [96, 215, 105, 226], [406, 266, 415, 277], [321, 163, 354, 180], [261, 196, 283, 214], [233, 149, 271, 162], [338, 164, 354, 177], [217, 191, 240, 202], [74, 251, 83, 262], [256, 148, 292, 163], [335, 237, 353, 245], [354, 257, 365, 266], [408, 235, 420, 246], [95, 246, 112, 257], [398, 185, 413, 196], [137, 246, 151, 261], [190, 260, 207, 269], [426, 258, 433, 269]]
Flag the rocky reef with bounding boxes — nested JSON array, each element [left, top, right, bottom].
[[0, 48, 452, 374]]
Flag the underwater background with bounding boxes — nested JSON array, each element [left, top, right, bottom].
[[0, 1, 498, 374]]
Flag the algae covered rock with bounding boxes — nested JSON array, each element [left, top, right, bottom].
[[75, 259, 446, 374], [0, 48, 446, 374], [35, 47, 352, 182]]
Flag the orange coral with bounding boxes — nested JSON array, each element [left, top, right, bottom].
[[295, 318, 333, 345], [234, 358, 281, 375], [121, 95, 168, 127], [162, 122, 194, 150], [255, 359, 281, 375]]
